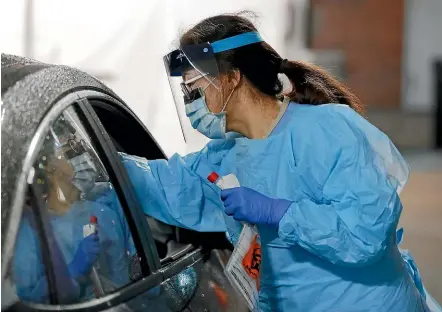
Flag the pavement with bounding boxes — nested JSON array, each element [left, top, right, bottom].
[[399, 150, 442, 303]]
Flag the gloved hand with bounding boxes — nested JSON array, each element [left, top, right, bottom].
[[68, 234, 100, 279], [221, 187, 293, 226]]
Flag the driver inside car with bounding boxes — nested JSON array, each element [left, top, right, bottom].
[[13, 118, 136, 304]]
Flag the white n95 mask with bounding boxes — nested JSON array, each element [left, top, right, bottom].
[[69, 153, 98, 195]]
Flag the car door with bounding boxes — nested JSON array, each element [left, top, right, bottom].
[[3, 97, 193, 311]]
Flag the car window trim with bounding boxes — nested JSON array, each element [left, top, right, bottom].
[[75, 91, 166, 158], [9, 247, 206, 312], [10, 271, 163, 312], [74, 98, 161, 272]]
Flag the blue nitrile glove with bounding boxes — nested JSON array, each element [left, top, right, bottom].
[[68, 234, 100, 279], [221, 187, 293, 226]]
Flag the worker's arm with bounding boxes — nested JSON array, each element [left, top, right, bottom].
[[278, 106, 408, 266], [119, 139, 235, 232]]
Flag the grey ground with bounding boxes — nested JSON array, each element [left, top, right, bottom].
[[400, 150, 442, 303]]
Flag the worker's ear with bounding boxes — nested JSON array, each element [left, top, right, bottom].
[[219, 70, 241, 98], [228, 70, 241, 89], [220, 70, 241, 89]]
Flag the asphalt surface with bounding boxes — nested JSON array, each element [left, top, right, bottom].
[[399, 151, 442, 303]]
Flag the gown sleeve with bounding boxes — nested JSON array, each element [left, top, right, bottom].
[[119, 139, 234, 232]]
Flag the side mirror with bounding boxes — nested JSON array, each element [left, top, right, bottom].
[[163, 267, 198, 310]]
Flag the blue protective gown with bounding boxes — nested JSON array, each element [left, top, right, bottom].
[[121, 103, 430, 312], [14, 185, 135, 303]]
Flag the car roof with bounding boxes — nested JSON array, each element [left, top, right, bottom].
[[0, 53, 128, 264]]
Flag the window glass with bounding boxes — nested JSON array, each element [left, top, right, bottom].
[[12, 106, 138, 304], [12, 196, 51, 303]]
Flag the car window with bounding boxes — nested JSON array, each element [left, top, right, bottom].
[[12, 106, 140, 305], [90, 100, 178, 261], [90, 98, 232, 265]]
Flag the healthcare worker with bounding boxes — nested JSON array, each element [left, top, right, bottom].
[[14, 116, 135, 303], [122, 13, 440, 312]]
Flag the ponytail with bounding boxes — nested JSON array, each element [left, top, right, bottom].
[[280, 59, 365, 114], [180, 12, 365, 115]]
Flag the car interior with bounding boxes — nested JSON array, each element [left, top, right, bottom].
[[89, 99, 233, 263]]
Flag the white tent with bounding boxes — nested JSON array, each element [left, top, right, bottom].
[[1, 0, 312, 156]]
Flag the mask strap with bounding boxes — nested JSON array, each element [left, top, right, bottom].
[[221, 86, 236, 112], [203, 76, 219, 92]]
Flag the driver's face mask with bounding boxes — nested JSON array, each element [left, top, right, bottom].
[[69, 152, 98, 196], [58, 138, 99, 196], [183, 74, 235, 139]]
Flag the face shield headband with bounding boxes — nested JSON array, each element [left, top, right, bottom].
[[166, 31, 263, 74]]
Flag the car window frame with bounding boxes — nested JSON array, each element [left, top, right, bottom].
[[9, 94, 166, 312], [10, 89, 220, 312]]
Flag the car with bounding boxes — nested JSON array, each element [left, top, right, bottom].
[[1, 53, 250, 312]]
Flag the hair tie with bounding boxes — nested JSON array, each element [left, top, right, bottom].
[[279, 59, 288, 73]]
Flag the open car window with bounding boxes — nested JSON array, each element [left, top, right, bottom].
[[88, 98, 183, 262], [89, 96, 233, 264]]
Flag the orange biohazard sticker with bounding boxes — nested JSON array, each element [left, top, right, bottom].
[[241, 234, 261, 290], [209, 281, 229, 308]]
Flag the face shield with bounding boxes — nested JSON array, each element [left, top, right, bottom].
[[163, 32, 263, 140], [43, 111, 109, 202]]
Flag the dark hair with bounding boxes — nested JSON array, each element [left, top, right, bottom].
[[180, 12, 364, 114]]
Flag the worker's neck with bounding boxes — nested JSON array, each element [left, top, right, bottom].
[[227, 93, 280, 139]]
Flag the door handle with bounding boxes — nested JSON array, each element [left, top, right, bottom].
[[160, 241, 195, 265]]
